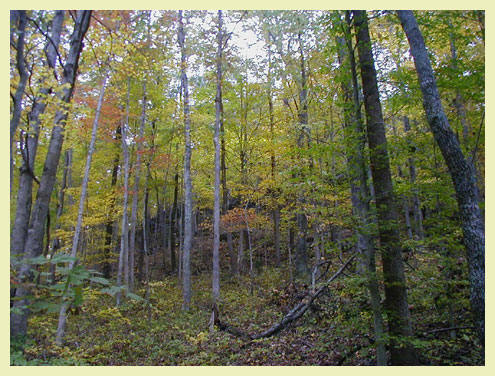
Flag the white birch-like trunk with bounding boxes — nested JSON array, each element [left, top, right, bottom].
[[55, 72, 108, 345]]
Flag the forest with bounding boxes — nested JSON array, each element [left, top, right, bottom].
[[9, 10, 485, 366]]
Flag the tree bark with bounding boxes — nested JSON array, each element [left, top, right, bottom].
[[170, 170, 179, 273], [103, 125, 121, 279], [11, 10, 65, 262], [178, 10, 193, 310], [336, 15, 387, 364], [266, 29, 281, 267], [129, 82, 147, 292], [10, 10, 28, 190], [56, 71, 108, 345], [212, 10, 223, 303], [294, 31, 310, 281], [117, 78, 131, 306], [11, 10, 91, 340], [353, 10, 419, 365], [397, 10, 485, 345], [403, 116, 425, 240]]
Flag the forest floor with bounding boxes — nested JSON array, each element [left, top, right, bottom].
[[11, 266, 484, 366]]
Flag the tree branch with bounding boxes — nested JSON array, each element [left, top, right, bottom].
[[213, 254, 355, 340]]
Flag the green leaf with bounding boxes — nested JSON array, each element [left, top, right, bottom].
[[89, 276, 111, 285], [50, 254, 78, 264], [126, 292, 145, 302], [25, 255, 50, 265]]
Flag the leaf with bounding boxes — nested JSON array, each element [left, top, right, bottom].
[[89, 276, 111, 285], [50, 254, 78, 264], [25, 255, 50, 265], [73, 286, 84, 307], [100, 286, 124, 297], [126, 292, 145, 302]]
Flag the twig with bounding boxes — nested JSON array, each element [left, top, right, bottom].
[[423, 326, 475, 335], [26, 16, 65, 70], [470, 111, 484, 165], [214, 254, 355, 340]]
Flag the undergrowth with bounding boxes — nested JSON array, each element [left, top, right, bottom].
[[11, 265, 483, 365]]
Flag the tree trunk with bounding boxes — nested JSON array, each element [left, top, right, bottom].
[[353, 10, 419, 365], [56, 71, 108, 345], [267, 30, 281, 267], [170, 170, 179, 273], [49, 149, 73, 284], [117, 78, 132, 306], [336, 16, 387, 364], [294, 31, 310, 281], [11, 10, 64, 262], [11, 11, 91, 340], [397, 10, 485, 345], [103, 125, 122, 279], [403, 116, 425, 240], [178, 10, 193, 310], [10, 10, 28, 189], [212, 10, 223, 303], [129, 82, 147, 292]]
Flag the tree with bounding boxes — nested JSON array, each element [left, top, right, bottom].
[[10, 10, 28, 189], [55, 70, 109, 345], [11, 10, 91, 340], [116, 77, 131, 306], [178, 10, 193, 311], [335, 11, 386, 365], [11, 11, 65, 262], [353, 10, 419, 365], [397, 9, 485, 346], [212, 10, 223, 303]]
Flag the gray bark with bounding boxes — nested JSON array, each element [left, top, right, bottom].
[[11, 10, 64, 261], [55, 72, 108, 345], [295, 31, 310, 281], [403, 117, 425, 240], [10, 10, 28, 189], [11, 11, 91, 340], [397, 10, 485, 345], [103, 125, 121, 279], [117, 78, 131, 306], [212, 10, 223, 303], [178, 10, 193, 310], [129, 82, 147, 292]]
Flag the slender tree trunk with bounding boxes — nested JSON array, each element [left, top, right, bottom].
[[267, 30, 281, 267], [294, 31, 310, 281], [178, 10, 193, 310], [238, 229, 244, 274], [212, 10, 223, 303], [103, 125, 121, 279], [129, 82, 147, 292], [117, 78, 131, 306], [397, 162, 414, 240], [10, 10, 28, 190], [403, 117, 425, 240], [11, 11, 91, 340], [142, 165, 151, 283], [398, 10, 485, 345], [48, 149, 73, 284], [56, 71, 108, 345], [170, 170, 179, 273], [448, 22, 471, 148], [353, 10, 419, 365]]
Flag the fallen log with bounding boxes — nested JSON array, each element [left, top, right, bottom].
[[213, 254, 356, 340]]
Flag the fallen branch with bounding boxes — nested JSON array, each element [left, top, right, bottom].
[[423, 326, 475, 336], [213, 254, 356, 340]]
